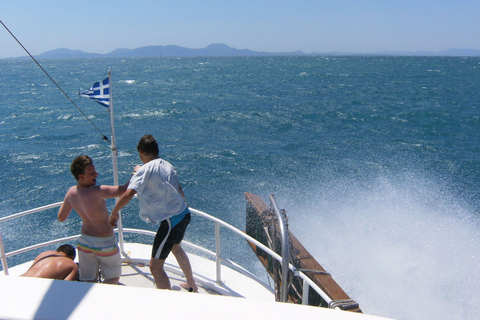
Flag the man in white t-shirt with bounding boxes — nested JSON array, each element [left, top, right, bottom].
[[108, 135, 197, 292]]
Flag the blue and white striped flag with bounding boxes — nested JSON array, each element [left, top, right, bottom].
[[79, 77, 110, 107]]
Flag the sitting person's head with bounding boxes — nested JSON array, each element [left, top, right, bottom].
[[57, 244, 76, 260]]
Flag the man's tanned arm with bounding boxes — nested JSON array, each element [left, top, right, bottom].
[[108, 189, 137, 227]]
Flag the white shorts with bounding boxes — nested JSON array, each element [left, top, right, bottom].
[[77, 234, 121, 282]]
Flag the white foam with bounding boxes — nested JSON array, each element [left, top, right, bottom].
[[288, 174, 480, 320]]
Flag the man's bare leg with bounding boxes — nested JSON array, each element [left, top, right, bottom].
[[150, 257, 171, 289], [171, 243, 198, 292]]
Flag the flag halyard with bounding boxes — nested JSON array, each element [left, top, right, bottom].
[[79, 77, 110, 107]]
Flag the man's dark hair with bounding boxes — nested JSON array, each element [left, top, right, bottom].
[[57, 244, 76, 260], [137, 134, 159, 157], [70, 155, 92, 181]]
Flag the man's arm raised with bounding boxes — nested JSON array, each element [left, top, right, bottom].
[[99, 177, 132, 199]]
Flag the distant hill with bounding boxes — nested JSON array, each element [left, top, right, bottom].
[[361, 48, 480, 57], [36, 48, 103, 59], [34, 44, 305, 59], [107, 43, 284, 57], [21, 44, 480, 59]]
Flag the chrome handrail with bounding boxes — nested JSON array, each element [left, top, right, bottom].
[[269, 194, 289, 303], [189, 207, 332, 305], [0, 202, 63, 224], [0, 203, 332, 306]]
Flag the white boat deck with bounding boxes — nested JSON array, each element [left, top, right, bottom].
[[0, 242, 394, 320], [3, 242, 274, 301], [119, 242, 275, 300], [0, 274, 392, 320]]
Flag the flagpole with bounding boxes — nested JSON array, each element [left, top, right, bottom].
[[108, 68, 126, 255]]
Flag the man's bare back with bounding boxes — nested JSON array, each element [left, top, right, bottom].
[[21, 248, 78, 281], [58, 163, 129, 237]]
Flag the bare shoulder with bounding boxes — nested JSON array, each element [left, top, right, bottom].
[[65, 186, 78, 197], [38, 250, 58, 257], [34, 250, 59, 261], [76, 185, 103, 195], [62, 187, 78, 205], [94, 185, 116, 196]]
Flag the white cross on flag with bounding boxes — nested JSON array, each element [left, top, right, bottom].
[[79, 77, 110, 107]]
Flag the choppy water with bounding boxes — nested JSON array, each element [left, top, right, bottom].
[[1, 56, 479, 319]]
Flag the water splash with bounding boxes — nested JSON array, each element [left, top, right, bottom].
[[287, 174, 480, 320]]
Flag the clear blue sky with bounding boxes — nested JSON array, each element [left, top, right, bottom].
[[1, 0, 479, 59]]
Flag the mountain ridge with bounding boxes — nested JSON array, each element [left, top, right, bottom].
[[8, 43, 480, 59]]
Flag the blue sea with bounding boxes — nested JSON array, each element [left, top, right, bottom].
[[0, 56, 479, 319]]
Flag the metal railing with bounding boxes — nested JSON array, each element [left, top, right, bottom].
[[0, 202, 333, 306], [269, 194, 289, 303]]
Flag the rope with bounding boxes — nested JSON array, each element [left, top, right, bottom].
[[0, 20, 110, 143]]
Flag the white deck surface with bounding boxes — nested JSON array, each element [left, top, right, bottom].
[[2, 243, 274, 300], [0, 243, 393, 320], [0, 275, 393, 320], [119, 242, 275, 300]]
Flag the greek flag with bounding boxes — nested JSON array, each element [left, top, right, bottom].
[[79, 77, 110, 107]]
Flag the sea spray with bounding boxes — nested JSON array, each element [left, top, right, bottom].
[[287, 173, 480, 320]]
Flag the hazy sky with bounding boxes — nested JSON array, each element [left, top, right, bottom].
[[1, 0, 480, 59]]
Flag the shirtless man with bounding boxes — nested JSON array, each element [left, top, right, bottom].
[[21, 244, 78, 280], [58, 155, 130, 284]]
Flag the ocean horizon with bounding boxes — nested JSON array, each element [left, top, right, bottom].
[[4, 43, 480, 60]]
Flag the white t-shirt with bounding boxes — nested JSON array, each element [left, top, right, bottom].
[[128, 158, 187, 224]]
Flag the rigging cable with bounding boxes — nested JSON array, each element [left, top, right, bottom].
[[0, 20, 110, 143]]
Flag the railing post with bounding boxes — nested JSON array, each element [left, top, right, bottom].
[[116, 209, 125, 256], [0, 227, 9, 275], [269, 194, 289, 303], [302, 278, 310, 305], [215, 221, 222, 283]]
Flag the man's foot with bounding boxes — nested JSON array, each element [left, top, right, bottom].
[[180, 281, 198, 293]]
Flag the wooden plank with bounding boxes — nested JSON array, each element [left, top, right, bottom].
[[244, 192, 361, 313]]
